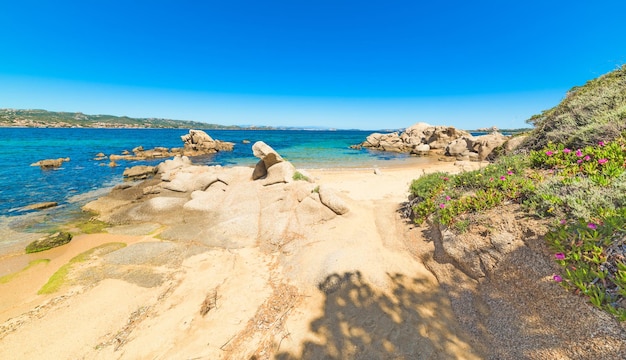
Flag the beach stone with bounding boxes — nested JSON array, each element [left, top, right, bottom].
[[123, 165, 156, 180], [181, 129, 234, 152], [473, 132, 508, 160], [252, 160, 268, 180], [30, 157, 70, 169], [445, 137, 473, 156], [21, 202, 58, 211], [157, 155, 193, 175], [252, 141, 284, 168], [318, 185, 350, 215], [504, 135, 528, 154], [412, 143, 431, 155], [25, 232, 73, 253], [262, 161, 296, 185]]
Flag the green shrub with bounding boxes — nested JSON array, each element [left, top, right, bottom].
[[546, 212, 626, 320]]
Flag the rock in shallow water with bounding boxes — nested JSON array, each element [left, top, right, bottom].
[[25, 232, 73, 253]]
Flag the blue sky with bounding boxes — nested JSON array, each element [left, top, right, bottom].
[[1, 1, 625, 130]]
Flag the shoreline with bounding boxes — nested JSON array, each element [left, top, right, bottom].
[[0, 157, 472, 271], [1, 153, 622, 359]]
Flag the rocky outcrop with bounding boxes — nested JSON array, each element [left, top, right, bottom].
[[353, 122, 473, 154], [181, 129, 234, 153], [20, 202, 58, 211], [25, 232, 73, 253], [104, 129, 234, 162], [353, 122, 509, 161], [251, 141, 296, 185], [123, 165, 157, 180], [84, 147, 350, 251], [30, 157, 70, 169]]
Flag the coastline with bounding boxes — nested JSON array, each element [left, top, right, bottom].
[[0, 157, 489, 359], [1, 153, 624, 359]]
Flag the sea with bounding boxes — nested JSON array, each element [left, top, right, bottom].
[[0, 128, 441, 242]]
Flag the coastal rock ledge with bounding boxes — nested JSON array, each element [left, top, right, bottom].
[[84, 142, 350, 251], [352, 122, 510, 161]]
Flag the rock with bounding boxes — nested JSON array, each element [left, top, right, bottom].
[[181, 129, 234, 153], [132, 146, 144, 153], [318, 186, 350, 215], [30, 157, 70, 169], [123, 165, 157, 180], [472, 132, 508, 160], [252, 160, 268, 180], [25, 232, 73, 253], [373, 168, 382, 175], [503, 135, 528, 154], [262, 161, 296, 186], [445, 137, 474, 156], [109, 154, 133, 161], [353, 123, 472, 155], [20, 202, 58, 211], [157, 155, 193, 175], [425, 126, 472, 149], [242, 139, 251, 144], [411, 143, 431, 155], [252, 141, 284, 168]]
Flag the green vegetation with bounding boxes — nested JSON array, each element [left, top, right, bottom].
[[408, 137, 626, 319], [0, 108, 256, 129], [522, 64, 626, 151], [293, 171, 311, 182], [407, 65, 626, 320], [74, 218, 109, 234], [38, 242, 126, 294], [25, 232, 73, 253], [0, 259, 50, 284]]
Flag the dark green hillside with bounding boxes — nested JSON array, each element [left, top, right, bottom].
[[0, 109, 245, 129], [522, 65, 626, 150]]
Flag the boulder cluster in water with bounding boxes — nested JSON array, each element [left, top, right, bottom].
[[352, 122, 522, 161], [106, 129, 235, 162]]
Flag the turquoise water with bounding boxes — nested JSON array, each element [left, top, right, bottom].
[[0, 128, 437, 230]]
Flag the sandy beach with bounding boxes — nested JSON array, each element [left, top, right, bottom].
[[1, 158, 624, 359]]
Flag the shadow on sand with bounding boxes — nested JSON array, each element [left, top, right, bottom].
[[275, 271, 482, 359]]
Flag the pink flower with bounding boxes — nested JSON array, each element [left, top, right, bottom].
[[445, 195, 451, 201], [587, 223, 597, 230], [598, 141, 606, 146], [577, 159, 583, 164], [489, 177, 494, 182], [563, 148, 571, 154], [553, 275, 563, 282], [439, 203, 446, 209], [545, 151, 554, 156], [443, 177, 449, 181], [560, 219, 567, 225], [555, 253, 565, 260], [507, 170, 514, 175], [576, 149, 583, 157], [500, 176, 506, 181], [598, 158, 608, 164], [584, 155, 591, 161]]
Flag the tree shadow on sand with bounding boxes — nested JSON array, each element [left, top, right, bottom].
[[275, 271, 482, 360]]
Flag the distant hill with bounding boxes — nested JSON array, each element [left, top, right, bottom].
[[0, 109, 253, 129], [522, 64, 626, 150]]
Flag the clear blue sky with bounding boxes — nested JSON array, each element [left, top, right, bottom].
[[1, 1, 625, 130]]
